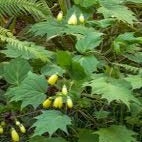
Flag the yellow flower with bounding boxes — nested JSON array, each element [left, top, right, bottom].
[[62, 85, 68, 95], [15, 121, 21, 126], [79, 14, 85, 23], [0, 126, 3, 134], [53, 96, 63, 108], [48, 74, 58, 85], [11, 128, 20, 142], [57, 11, 63, 21], [42, 98, 52, 108], [68, 13, 77, 25], [19, 124, 26, 134], [67, 97, 73, 108]]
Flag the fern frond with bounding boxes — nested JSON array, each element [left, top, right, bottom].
[[0, 26, 50, 62], [113, 63, 142, 74], [0, 0, 51, 20], [0, 26, 14, 38]]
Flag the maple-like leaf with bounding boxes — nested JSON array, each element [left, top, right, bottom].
[[98, 0, 137, 24], [84, 75, 140, 108], [32, 110, 72, 136], [8, 72, 47, 109], [94, 125, 137, 142], [124, 75, 142, 90]]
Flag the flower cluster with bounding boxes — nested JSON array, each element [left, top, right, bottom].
[[0, 120, 26, 142], [57, 11, 85, 25], [43, 74, 73, 109]]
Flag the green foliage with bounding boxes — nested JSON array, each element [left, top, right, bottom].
[[8, 72, 47, 109], [84, 75, 139, 108], [0, 0, 142, 142], [3, 58, 32, 85], [0, 0, 51, 20], [98, 0, 137, 24], [95, 125, 137, 142], [78, 129, 99, 142], [124, 75, 142, 89], [32, 110, 72, 136]]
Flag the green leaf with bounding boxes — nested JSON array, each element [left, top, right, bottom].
[[4, 58, 32, 85], [88, 18, 116, 28], [76, 32, 102, 53], [56, 51, 72, 68], [41, 64, 65, 76], [124, 52, 142, 63], [84, 75, 139, 108], [30, 136, 67, 142], [78, 129, 99, 142], [69, 61, 87, 80], [74, 0, 98, 7], [124, 75, 142, 89], [73, 55, 99, 74], [8, 72, 47, 109], [98, 0, 137, 24], [32, 110, 72, 136], [94, 125, 137, 142]]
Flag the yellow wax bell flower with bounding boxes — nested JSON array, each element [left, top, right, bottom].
[[19, 124, 26, 134], [57, 11, 63, 21], [62, 85, 68, 95], [0, 126, 3, 134], [42, 97, 52, 108], [68, 13, 77, 25], [48, 74, 58, 85], [53, 96, 63, 108], [15, 121, 21, 126], [79, 14, 85, 23], [67, 97, 73, 109], [11, 128, 20, 142]]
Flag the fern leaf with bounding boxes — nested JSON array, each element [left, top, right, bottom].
[[0, 0, 51, 20]]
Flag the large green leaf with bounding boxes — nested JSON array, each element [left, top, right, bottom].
[[8, 72, 47, 109], [84, 75, 139, 108], [78, 129, 99, 142], [124, 75, 142, 89], [69, 61, 87, 80], [32, 110, 72, 136], [94, 125, 137, 142], [76, 32, 102, 53], [4, 58, 32, 85], [30, 18, 101, 40], [73, 55, 99, 74], [98, 0, 137, 24], [30, 136, 67, 142], [56, 51, 72, 68]]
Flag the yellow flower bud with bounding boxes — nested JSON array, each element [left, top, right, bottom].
[[15, 121, 21, 126], [19, 124, 26, 134], [42, 98, 52, 108], [48, 74, 58, 85], [62, 85, 68, 95], [53, 96, 63, 108], [0, 126, 4, 134], [79, 14, 85, 23], [68, 13, 77, 25], [57, 11, 63, 21], [11, 128, 20, 142], [1, 121, 6, 127], [67, 97, 73, 108]]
